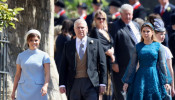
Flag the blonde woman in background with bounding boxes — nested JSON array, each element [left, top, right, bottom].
[[90, 10, 114, 100]]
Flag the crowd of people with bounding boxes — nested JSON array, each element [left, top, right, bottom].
[[11, 0, 175, 100]]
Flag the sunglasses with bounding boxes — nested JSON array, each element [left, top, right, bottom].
[[97, 17, 106, 21]]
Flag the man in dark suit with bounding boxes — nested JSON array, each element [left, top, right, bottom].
[[108, 1, 122, 23], [59, 19, 107, 100], [54, 1, 68, 26], [110, 4, 141, 100], [77, 3, 87, 20], [154, 0, 175, 28], [129, 0, 147, 20], [86, 0, 102, 31]]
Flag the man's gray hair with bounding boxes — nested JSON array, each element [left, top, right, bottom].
[[120, 4, 133, 13], [74, 19, 87, 28]]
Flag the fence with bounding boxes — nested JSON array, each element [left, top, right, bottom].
[[0, 29, 9, 100]]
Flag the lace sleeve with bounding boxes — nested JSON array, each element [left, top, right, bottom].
[[122, 47, 138, 84], [157, 45, 172, 85]]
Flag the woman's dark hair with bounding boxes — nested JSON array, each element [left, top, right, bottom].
[[61, 20, 74, 36], [27, 33, 40, 47], [27, 33, 40, 42], [147, 13, 161, 25]]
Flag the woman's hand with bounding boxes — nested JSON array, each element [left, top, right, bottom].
[[105, 48, 114, 56], [164, 84, 171, 93], [123, 83, 128, 92], [111, 55, 115, 63], [41, 84, 48, 96], [11, 92, 15, 100]]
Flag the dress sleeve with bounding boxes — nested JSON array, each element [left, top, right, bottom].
[[43, 53, 50, 64], [16, 54, 21, 65], [122, 47, 138, 84], [157, 45, 172, 85]]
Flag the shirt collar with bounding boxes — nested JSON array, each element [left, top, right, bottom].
[[161, 2, 169, 11], [132, 1, 140, 8], [76, 36, 87, 44], [57, 9, 65, 15], [126, 21, 133, 26]]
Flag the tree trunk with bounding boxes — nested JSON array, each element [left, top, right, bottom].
[[7, 0, 67, 100]]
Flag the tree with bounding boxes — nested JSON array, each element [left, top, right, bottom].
[[0, 0, 23, 32], [7, 0, 66, 100]]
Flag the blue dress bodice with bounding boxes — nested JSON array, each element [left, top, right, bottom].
[[122, 42, 172, 100]]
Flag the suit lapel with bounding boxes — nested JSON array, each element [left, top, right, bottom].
[[123, 24, 136, 45], [86, 37, 91, 69], [72, 39, 77, 70]]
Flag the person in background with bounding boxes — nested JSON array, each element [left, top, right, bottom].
[[148, 13, 169, 47], [54, 0, 68, 26], [86, 0, 102, 31], [134, 18, 144, 27], [54, 20, 73, 73], [128, 0, 147, 20], [168, 14, 175, 100], [154, 0, 175, 29], [122, 22, 171, 100], [153, 18, 175, 97], [168, 13, 175, 68], [108, 0, 122, 23], [77, 2, 87, 20], [110, 4, 140, 100], [11, 29, 50, 100], [90, 10, 114, 100], [59, 19, 107, 100]]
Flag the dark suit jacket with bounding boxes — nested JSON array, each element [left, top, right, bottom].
[[54, 14, 68, 26], [168, 29, 175, 65], [90, 27, 114, 71], [133, 5, 147, 20], [154, 3, 175, 28], [59, 37, 107, 97], [54, 34, 71, 73], [86, 13, 94, 31], [110, 19, 140, 76]]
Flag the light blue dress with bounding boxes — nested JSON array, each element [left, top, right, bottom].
[[16, 49, 50, 100], [122, 42, 172, 100]]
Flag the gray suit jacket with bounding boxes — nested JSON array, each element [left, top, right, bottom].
[[59, 37, 107, 97]]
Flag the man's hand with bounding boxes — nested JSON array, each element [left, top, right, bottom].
[[59, 87, 66, 94], [99, 86, 106, 94], [123, 83, 128, 92], [112, 64, 119, 72]]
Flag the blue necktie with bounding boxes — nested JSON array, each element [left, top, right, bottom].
[[127, 25, 138, 44], [79, 43, 84, 60]]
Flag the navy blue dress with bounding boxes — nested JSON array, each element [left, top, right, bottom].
[[122, 42, 172, 100]]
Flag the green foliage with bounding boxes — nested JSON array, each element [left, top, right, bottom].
[[0, 0, 24, 32], [64, 0, 109, 18]]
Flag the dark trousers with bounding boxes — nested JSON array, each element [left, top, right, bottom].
[[112, 71, 124, 100], [69, 78, 99, 100]]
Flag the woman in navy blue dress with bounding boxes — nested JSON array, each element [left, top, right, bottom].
[[122, 23, 171, 100]]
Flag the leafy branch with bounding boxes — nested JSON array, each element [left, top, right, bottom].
[[0, 0, 24, 32]]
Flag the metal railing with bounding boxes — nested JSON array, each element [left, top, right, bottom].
[[0, 30, 9, 100]]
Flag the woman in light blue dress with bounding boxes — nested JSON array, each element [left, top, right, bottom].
[[11, 29, 50, 100], [122, 23, 172, 100]]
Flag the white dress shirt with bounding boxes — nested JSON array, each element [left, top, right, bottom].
[[160, 2, 169, 13], [76, 36, 87, 55], [128, 22, 141, 43]]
